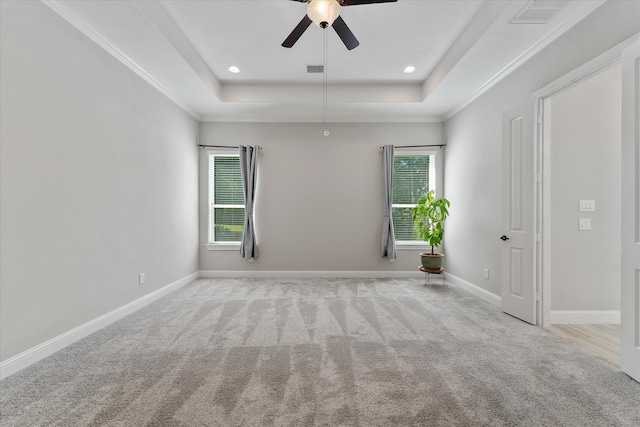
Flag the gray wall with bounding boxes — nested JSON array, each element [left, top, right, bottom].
[[199, 122, 444, 273], [0, 1, 199, 361], [549, 64, 621, 310], [444, 1, 640, 297]]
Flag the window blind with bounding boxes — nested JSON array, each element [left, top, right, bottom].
[[208, 155, 245, 243], [392, 154, 434, 241], [212, 157, 243, 205]]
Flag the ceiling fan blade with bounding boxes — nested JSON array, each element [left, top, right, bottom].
[[341, 0, 397, 5], [332, 15, 359, 50], [282, 15, 313, 48]]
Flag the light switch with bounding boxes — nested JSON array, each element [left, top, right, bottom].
[[579, 218, 591, 230], [579, 200, 595, 212]]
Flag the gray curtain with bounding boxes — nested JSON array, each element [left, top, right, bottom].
[[382, 145, 396, 260], [239, 145, 259, 260]]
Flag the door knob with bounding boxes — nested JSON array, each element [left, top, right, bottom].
[[500, 235, 510, 241]]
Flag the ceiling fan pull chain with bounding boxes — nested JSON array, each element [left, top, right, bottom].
[[323, 28, 329, 136]]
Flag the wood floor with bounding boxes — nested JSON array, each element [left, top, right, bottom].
[[549, 324, 620, 365]]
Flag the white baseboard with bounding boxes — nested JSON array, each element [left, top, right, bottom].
[[199, 270, 424, 279], [0, 272, 199, 380], [1, 270, 497, 380], [445, 273, 501, 306], [200, 271, 502, 309], [550, 310, 620, 324]]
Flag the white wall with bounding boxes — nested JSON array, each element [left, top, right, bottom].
[[549, 64, 621, 310], [199, 122, 444, 273], [0, 1, 199, 361], [444, 1, 640, 297]]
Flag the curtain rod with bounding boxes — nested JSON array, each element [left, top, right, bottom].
[[198, 144, 262, 149], [380, 144, 445, 149]]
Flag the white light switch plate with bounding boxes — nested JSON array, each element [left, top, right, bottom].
[[579, 200, 595, 212], [579, 218, 591, 230]]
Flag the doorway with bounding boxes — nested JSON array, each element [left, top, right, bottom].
[[541, 63, 622, 327]]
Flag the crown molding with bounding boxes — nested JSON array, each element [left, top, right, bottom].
[[132, 0, 221, 100], [42, 0, 202, 121], [443, 0, 606, 121], [198, 115, 444, 123]]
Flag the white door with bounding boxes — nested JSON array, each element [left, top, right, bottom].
[[621, 39, 640, 383], [501, 101, 536, 324]]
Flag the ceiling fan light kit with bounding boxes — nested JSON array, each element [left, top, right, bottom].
[[282, 0, 397, 50], [307, 0, 341, 28]]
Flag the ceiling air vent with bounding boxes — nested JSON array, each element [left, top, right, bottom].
[[510, 0, 571, 24], [307, 65, 324, 73]]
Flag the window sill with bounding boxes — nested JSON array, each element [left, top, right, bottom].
[[396, 242, 431, 251], [206, 243, 240, 251]]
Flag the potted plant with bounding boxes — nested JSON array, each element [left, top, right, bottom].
[[412, 190, 450, 271]]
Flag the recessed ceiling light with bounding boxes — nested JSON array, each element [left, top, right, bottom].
[[404, 66, 416, 74], [228, 66, 240, 74]]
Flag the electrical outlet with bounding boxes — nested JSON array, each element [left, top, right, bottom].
[[139, 273, 145, 285], [483, 269, 490, 279]]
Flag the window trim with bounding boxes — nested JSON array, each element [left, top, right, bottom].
[[206, 242, 241, 251], [392, 149, 439, 247], [206, 148, 244, 250]]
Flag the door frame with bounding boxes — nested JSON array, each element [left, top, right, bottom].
[[620, 37, 640, 382], [532, 34, 639, 327]]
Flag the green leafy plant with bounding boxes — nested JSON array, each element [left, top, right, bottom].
[[412, 190, 450, 255]]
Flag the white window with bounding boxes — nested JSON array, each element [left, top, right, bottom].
[[392, 152, 436, 242], [208, 152, 244, 246]]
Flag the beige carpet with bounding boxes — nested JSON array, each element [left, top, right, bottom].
[[1, 277, 639, 426]]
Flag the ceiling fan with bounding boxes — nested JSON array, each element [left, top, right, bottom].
[[282, 0, 398, 50]]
